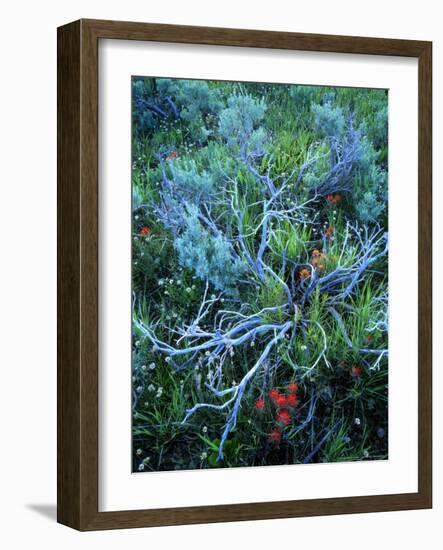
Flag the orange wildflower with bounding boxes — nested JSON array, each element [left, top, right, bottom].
[[326, 193, 342, 204], [299, 268, 311, 279], [351, 365, 362, 377], [311, 250, 326, 268], [139, 226, 151, 236], [325, 225, 334, 239]]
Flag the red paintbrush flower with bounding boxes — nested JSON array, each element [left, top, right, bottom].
[[286, 394, 299, 408], [276, 409, 292, 426], [139, 226, 151, 236], [269, 427, 282, 444], [287, 383, 299, 394], [351, 365, 362, 377], [269, 389, 280, 404], [275, 395, 288, 408], [326, 193, 342, 204], [255, 398, 265, 411]]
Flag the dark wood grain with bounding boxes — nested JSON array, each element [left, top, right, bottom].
[[82, 18, 429, 57], [57, 20, 81, 528], [57, 19, 432, 531], [417, 42, 432, 506]]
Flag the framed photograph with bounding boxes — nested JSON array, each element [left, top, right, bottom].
[[57, 19, 432, 530]]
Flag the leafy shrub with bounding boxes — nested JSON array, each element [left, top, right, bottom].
[[303, 102, 387, 224], [312, 101, 346, 139], [302, 140, 333, 192], [303, 123, 363, 199], [174, 206, 245, 292], [219, 94, 267, 149], [157, 78, 224, 142], [196, 141, 238, 183], [288, 85, 318, 107], [352, 137, 387, 223], [132, 78, 160, 131], [157, 79, 223, 118], [132, 186, 144, 211], [133, 77, 225, 142], [360, 102, 388, 151], [168, 159, 215, 203]]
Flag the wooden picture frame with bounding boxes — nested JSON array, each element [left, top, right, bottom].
[[57, 18, 432, 530]]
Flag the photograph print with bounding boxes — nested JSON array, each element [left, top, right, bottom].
[[131, 77, 388, 472]]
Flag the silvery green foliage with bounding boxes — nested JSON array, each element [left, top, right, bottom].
[[303, 101, 355, 195], [219, 94, 267, 150], [133, 77, 224, 141], [303, 101, 387, 224], [132, 186, 143, 210], [303, 123, 363, 196], [302, 140, 333, 191], [156, 158, 245, 292], [174, 206, 245, 292], [288, 85, 317, 107], [246, 126, 268, 157], [197, 141, 238, 183], [176, 80, 223, 122], [360, 102, 388, 149], [354, 190, 385, 224], [132, 79, 158, 130], [156, 78, 223, 117], [157, 78, 224, 142], [168, 159, 215, 203], [352, 137, 387, 224], [312, 101, 346, 139]]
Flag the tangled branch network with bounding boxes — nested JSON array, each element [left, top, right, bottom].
[[135, 135, 388, 460]]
